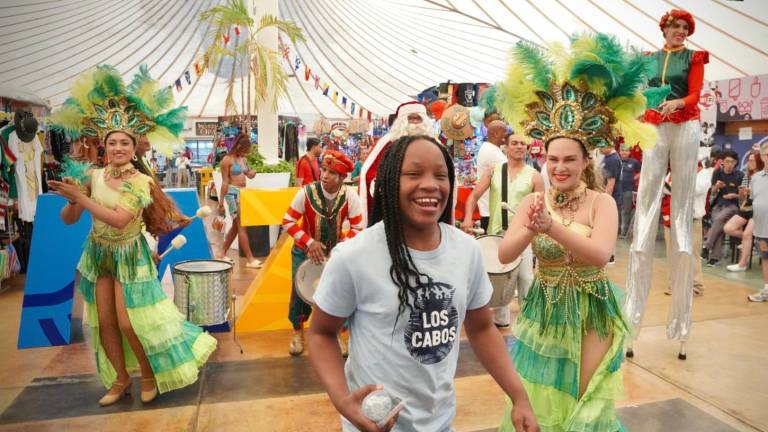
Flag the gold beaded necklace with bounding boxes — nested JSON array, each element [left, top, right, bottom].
[[106, 163, 138, 180], [547, 181, 587, 227]]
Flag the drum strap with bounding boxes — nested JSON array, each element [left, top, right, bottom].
[[501, 162, 509, 231]]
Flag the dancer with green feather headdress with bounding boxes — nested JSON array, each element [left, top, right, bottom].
[[495, 33, 656, 431], [47, 65, 216, 407]]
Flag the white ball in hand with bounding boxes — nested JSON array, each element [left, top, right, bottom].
[[362, 390, 393, 422]]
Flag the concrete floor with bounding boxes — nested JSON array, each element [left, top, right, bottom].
[[0, 230, 766, 431]]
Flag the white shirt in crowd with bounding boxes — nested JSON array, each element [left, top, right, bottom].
[[176, 155, 190, 170], [314, 222, 493, 432], [475, 141, 506, 217], [694, 167, 714, 219]]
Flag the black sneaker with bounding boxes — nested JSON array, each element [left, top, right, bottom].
[[706, 258, 719, 267], [701, 248, 709, 260]]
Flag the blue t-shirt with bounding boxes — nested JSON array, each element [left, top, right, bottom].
[[314, 222, 493, 431], [620, 157, 640, 193], [601, 152, 623, 204]]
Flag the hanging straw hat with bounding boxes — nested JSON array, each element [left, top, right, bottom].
[[440, 104, 473, 140]]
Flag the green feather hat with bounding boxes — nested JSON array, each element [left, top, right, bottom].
[[49, 65, 187, 156], [497, 33, 657, 151]]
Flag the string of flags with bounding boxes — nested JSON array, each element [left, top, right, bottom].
[[278, 35, 378, 121], [168, 26, 243, 94], [162, 25, 380, 122]]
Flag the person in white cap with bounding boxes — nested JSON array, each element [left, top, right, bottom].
[[358, 101, 434, 225]]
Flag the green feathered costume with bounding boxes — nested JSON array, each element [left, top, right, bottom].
[[495, 34, 656, 432], [49, 66, 216, 394]]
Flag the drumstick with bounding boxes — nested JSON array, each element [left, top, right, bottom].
[[159, 235, 187, 260], [500, 202, 516, 215], [193, 206, 212, 220]]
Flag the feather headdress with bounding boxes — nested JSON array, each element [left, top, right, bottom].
[[496, 33, 657, 151], [49, 65, 187, 156]]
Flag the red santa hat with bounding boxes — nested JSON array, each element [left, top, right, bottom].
[[321, 150, 354, 176]]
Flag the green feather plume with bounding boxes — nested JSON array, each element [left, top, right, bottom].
[[496, 63, 540, 131], [127, 65, 174, 116], [60, 156, 93, 185], [479, 85, 498, 114], [643, 85, 671, 109], [611, 53, 655, 99], [512, 42, 553, 90], [154, 106, 187, 136], [90, 65, 126, 102], [48, 105, 85, 138]]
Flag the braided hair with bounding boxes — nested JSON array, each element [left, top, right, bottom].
[[369, 135, 455, 332]]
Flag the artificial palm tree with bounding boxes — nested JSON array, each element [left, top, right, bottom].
[[199, 0, 304, 120]]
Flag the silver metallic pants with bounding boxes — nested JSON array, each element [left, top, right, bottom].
[[624, 121, 700, 341]]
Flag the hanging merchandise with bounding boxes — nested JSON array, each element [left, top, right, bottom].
[[456, 83, 476, 107], [1, 110, 43, 223]]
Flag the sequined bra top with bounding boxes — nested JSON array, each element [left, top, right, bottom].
[[89, 169, 153, 243], [532, 195, 610, 305]]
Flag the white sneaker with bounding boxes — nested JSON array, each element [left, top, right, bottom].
[[748, 289, 768, 302], [727, 264, 747, 272], [245, 259, 263, 269]]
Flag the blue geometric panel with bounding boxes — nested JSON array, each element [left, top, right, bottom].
[[17, 194, 91, 348]]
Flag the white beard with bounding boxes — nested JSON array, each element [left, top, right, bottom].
[[389, 114, 435, 140]]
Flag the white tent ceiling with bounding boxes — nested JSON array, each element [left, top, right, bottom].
[[1, 0, 766, 120]]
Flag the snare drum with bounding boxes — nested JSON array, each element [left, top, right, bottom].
[[476, 235, 521, 308], [172, 260, 233, 325], [295, 260, 325, 306]]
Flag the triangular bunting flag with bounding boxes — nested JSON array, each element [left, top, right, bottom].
[[194, 63, 201, 76], [234, 26, 241, 36], [294, 58, 301, 71], [351, 102, 356, 115], [341, 96, 347, 107], [332, 91, 338, 103], [175, 79, 182, 92], [184, 71, 191, 84], [314, 74, 320, 89], [305, 66, 311, 81], [223, 32, 230, 45], [322, 84, 329, 96]]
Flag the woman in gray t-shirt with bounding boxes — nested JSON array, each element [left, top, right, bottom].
[[747, 144, 768, 302]]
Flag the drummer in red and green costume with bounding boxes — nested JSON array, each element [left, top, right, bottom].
[[624, 8, 709, 358], [282, 150, 364, 356]]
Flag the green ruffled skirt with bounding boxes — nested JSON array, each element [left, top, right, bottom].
[[499, 277, 628, 432], [78, 235, 217, 393]]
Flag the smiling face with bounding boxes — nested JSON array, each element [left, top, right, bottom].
[[663, 18, 690, 48], [104, 131, 135, 166], [398, 138, 450, 234], [546, 138, 589, 191], [505, 134, 528, 161]]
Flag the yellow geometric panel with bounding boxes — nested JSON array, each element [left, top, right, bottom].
[[235, 233, 297, 332], [240, 187, 300, 227]]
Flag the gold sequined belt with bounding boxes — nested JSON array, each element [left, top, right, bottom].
[[536, 265, 610, 305]]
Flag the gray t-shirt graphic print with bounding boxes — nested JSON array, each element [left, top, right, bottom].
[[405, 278, 459, 365]]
